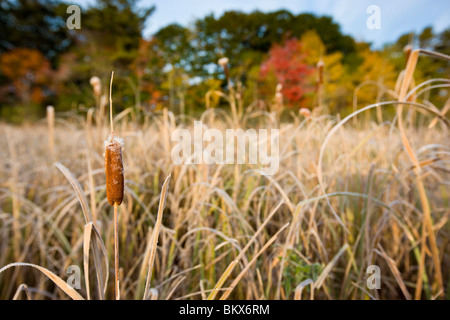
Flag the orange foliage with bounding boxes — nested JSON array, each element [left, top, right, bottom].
[[0, 48, 52, 103]]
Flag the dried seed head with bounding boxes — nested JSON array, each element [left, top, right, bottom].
[[218, 57, 230, 81], [276, 83, 282, 93], [316, 60, 325, 69], [218, 57, 229, 67], [299, 108, 311, 118], [275, 92, 283, 103], [105, 136, 124, 206], [90, 76, 102, 96], [90, 76, 100, 87]]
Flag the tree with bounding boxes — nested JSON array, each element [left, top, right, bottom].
[[419, 26, 434, 49], [154, 24, 195, 72], [62, 0, 155, 110], [131, 38, 166, 111], [435, 27, 450, 56], [259, 38, 313, 108], [68, 0, 154, 78], [154, 10, 357, 81], [351, 46, 397, 117], [0, 0, 72, 64], [0, 48, 52, 104], [300, 30, 350, 113]]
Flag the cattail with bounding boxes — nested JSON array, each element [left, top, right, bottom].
[[218, 57, 239, 125], [275, 83, 283, 101], [275, 92, 283, 104], [104, 71, 124, 206], [218, 57, 230, 82], [105, 70, 124, 300], [105, 136, 124, 206], [47, 105, 55, 159], [316, 60, 325, 110], [276, 83, 282, 93], [317, 60, 324, 85], [299, 108, 311, 118], [218, 57, 229, 67], [274, 83, 283, 114], [90, 76, 102, 97]]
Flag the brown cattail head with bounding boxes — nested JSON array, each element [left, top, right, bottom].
[[105, 136, 124, 206]]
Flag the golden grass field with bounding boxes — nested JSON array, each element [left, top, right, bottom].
[[0, 50, 449, 300]]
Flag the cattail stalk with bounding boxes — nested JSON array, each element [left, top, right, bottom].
[[316, 60, 324, 112], [218, 57, 238, 126], [104, 71, 124, 300], [109, 73, 114, 136], [47, 106, 55, 160], [274, 83, 283, 117], [90, 76, 105, 141], [113, 203, 119, 299], [5, 129, 21, 262]]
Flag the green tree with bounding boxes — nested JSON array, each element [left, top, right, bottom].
[[71, 0, 154, 74], [62, 0, 155, 110], [0, 0, 72, 64], [419, 26, 434, 49], [155, 10, 357, 81], [154, 24, 196, 73]]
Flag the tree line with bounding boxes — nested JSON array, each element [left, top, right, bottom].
[[0, 0, 449, 122]]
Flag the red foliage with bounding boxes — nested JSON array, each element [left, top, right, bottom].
[[260, 38, 313, 107], [0, 48, 52, 104]]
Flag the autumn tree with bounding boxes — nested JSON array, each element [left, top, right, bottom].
[[0, 48, 52, 104], [383, 26, 450, 108], [60, 0, 155, 111], [299, 30, 351, 113], [75, 0, 155, 73], [259, 38, 313, 108], [156, 10, 357, 81], [0, 0, 72, 64], [130, 38, 165, 111]]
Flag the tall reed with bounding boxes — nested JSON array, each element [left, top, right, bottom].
[[47, 106, 55, 160]]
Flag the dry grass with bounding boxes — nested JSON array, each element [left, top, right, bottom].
[[0, 57, 449, 300]]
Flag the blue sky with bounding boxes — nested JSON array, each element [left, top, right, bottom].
[[72, 0, 450, 48]]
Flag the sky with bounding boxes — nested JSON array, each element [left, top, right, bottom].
[[71, 0, 450, 48]]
